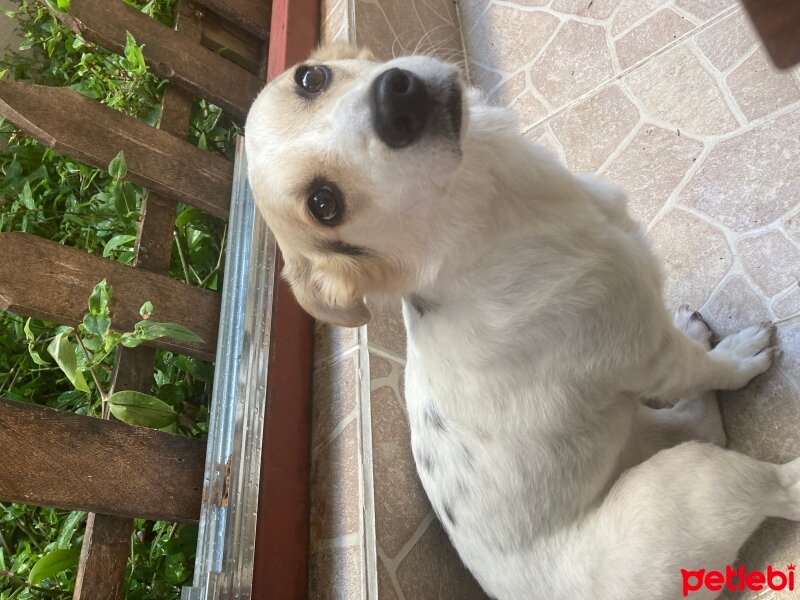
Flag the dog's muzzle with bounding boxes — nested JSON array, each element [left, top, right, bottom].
[[370, 68, 432, 149]]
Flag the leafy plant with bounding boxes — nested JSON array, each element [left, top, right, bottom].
[[0, 0, 240, 596]]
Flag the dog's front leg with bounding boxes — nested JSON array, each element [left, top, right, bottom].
[[631, 316, 776, 400]]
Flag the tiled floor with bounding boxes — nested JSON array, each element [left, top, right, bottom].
[[312, 1, 800, 598]]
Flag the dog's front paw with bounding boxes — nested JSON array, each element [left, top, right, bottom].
[[710, 322, 777, 389]]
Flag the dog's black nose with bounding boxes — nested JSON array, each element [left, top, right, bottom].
[[371, 68, 432, 148]]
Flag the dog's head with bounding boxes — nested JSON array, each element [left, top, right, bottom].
[[245, 45, 470, 327]]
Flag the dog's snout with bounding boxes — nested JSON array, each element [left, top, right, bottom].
[[371, 68, 432, 149]]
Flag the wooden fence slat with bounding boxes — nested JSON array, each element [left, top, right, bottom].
[[0, 79, 232, 219], [59, 0, 262, 119], [201, 10, 265, 75], [72, 5, 210, 598], [0, 398, 205, 522], [73, 515, 133, 600], [0, 232, 219, 360], [192, 0, 271, 41]]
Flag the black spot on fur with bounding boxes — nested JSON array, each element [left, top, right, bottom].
[[419, 452, 435, 474], [444, 502, 456, 527], [321, 239, 369, 256], [408, 294, 437, 317], [424, 405, 446, 432]]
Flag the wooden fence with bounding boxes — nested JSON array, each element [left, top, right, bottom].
[[0, 0, 318, 597]]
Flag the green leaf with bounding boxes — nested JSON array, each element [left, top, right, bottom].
[[19, 181, 35, 210], [107, 391, 176, 429], [108, 150, 127, 180], [139, 300, 153, 319], [29, 548, 80, 585], [82, 314, 110, 337], [47, 330, 90, 393], [135, 320, 203, 343], [24, 318, 49, 366], [56, 0, 71, 10], [103, 234, 137, 257], [112, 180, 137, 218], [56, 512, 86, 550], [123, 31, 146, 75], [88, 279, 111, 316]]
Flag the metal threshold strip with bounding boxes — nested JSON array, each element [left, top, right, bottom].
[[182, 137, 276, 600]]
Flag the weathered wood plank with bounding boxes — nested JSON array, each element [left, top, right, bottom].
[[60, 0, 262, 119], [73, 515, 133, 600], [193, 0, 271, 41], [0, 232, 219, 360], [252, 2, 318, 598], [0, 79, 232, 219], [740, 0, 800, 69], [201, 9, 266, 75], [0, 398, 205, 522], [73, 6, 207, 598]]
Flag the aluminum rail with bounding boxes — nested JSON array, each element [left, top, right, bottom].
[[182, 137, 276, 600]]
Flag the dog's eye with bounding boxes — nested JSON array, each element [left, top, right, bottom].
[[294, 65, 331, 95], [308, 185, 343, 225]]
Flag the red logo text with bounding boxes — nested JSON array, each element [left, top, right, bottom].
[[681, 565, 795, 597]]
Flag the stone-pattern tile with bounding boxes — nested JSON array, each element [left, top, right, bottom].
[[702, 275, 770, 338], [650, 209, 733, 309], [393, 520, 488, 599], [673, 0, 735, 22], [466, 6, 559, 74], [549, 84, 639, 173], [355, 0, 464, 62], [615, 8, 694, 71], [367, 300, 406, 358], [310, 418, 361, 543], [727, 49, 800, 122], [694, 10, 758, 73], [601, 124, 702, 225], [309, 544, 363, 600], [370, 355, 430, 558], [679, 110, 800, 233], [736, 231, 800, 297], [774, 285, 800, 320], [312, 354, 358, 449], [530, 21, 613, 108], [624, 44, 739, 136], [315, 321, 358, 365]]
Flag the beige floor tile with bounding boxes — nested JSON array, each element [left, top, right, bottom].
[[679, 109, 800, 233], [530, 20, 614, 108], [549, 84, 639, 172], [602, 124, 702, 225], [615, 7, 695, 70], [727, 49, 800, 121], [694, 9, 759, 72], [624, 43, 739, 136]]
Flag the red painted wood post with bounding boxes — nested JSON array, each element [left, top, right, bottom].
[[251, 0, 320, 598]]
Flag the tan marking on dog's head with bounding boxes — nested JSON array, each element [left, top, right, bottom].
[[246, 46, 467, 326]]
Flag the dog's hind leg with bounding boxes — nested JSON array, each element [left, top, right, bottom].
[[630, 307, 776, 401], [627, 307, 727, 466], [572, 442, 800, 600]]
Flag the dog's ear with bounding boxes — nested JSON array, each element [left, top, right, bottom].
[[283, 255, 371, 327], [310, 43, 375, 62]]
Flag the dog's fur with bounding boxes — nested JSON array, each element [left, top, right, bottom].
[[246, 46, 798, 600]]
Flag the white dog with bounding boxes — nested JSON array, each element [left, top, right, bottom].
[[245, 45, 798, 600]]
